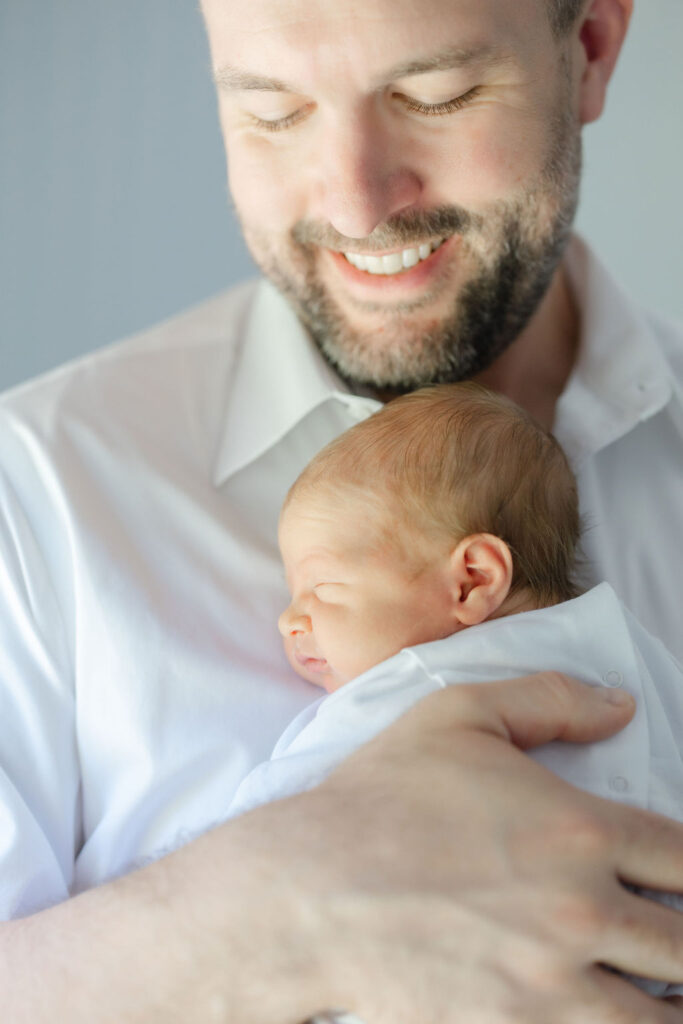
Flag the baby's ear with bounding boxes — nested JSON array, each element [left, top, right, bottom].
[[448, 533, 513, 626]]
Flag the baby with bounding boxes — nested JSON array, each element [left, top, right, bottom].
[[227, 383, 683, 1005], [277, 381, 580, 694]]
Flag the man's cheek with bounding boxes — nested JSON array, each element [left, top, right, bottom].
[[439, 121, 548, 207], [227, 142, 306, 230]]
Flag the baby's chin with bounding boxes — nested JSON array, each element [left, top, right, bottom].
[[295, 662, 351, 694], [298, 662, 334, 690]]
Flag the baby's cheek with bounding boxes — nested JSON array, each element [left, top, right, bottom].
[[282, 633, 329, 689], [281, 633, 297, 665], [282, 634, 306, 678]]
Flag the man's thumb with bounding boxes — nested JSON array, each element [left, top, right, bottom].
[[419, 672, 636, 750]]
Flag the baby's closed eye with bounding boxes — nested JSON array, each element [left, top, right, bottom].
[[313, 582, 346, 599]]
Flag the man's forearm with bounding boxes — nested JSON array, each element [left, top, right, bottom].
[[4, 677, 683, 1024], [1, 799, 330, 1024]]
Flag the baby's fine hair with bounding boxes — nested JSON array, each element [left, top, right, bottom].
[[287, 383, 580, 606]]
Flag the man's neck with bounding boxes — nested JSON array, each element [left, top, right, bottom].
[[474, 265, 580, 431]]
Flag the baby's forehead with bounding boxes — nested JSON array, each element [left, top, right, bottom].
[[279, 483, 433, 572], [286, 475, 408, 526], [280, 489, 369, 544]]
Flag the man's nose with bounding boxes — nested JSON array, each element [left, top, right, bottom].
[[312, 112, 422, 240], [278, 604, 312, 637]]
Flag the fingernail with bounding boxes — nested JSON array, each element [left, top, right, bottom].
[[601, 687, 634, 707]]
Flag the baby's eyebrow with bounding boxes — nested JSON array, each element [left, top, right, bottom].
[[286, 550, 348, 584], [299, 547, 343, 565]]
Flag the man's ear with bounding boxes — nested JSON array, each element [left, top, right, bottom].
[[448, 533, 514, 627], [574, 0, 633, 125]]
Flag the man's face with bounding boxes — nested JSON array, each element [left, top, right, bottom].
[[202, 0, 582, 391], [277, 492, 456, 692]]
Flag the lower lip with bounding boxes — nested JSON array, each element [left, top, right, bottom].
[[296, 653, 329, 673], [326, 236, 456, 294]]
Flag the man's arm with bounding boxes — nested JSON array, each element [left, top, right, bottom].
[[4, 673, 683, 1024]]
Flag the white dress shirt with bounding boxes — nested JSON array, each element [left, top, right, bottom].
[[0, 236, 682, 918]]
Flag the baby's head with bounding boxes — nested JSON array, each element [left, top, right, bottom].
[[278, 383, 580, 692]]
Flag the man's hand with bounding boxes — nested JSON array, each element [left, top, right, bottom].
[[286, 673, 683, 1023], [4, 673, 683, 1024]]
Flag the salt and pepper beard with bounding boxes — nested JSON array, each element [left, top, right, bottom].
[[238, 98, 582, 395]]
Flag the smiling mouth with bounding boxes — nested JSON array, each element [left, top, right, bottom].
[[340, 238, 446, 276]]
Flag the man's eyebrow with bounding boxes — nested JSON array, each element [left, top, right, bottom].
[[214, 68, 294, 93], [383, 44, 512, 83], [214, 44, 511, 94]]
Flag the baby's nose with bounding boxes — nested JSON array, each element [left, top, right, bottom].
[[278, 605, 312, 637]]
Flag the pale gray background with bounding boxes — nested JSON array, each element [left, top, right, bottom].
[[0, 1, 681, 392]]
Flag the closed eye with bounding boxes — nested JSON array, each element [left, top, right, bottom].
[[245, 104, 313, 133], [313, 582, 344, 598], [245, 86, 481, 134], [396, 85, 481, 117]]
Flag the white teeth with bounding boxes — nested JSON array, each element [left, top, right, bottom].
[[365, 255, 384, 274], [343, 238, 444, 276], [381, 252, 404, 274]]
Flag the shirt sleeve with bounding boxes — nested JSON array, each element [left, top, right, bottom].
[[0, 424, 80, 919]]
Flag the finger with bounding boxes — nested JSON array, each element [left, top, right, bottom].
[[414, 672, 635, 750], [610, 803, 683, 894], [308, 1015, 366, 1024], [589, 966, 683, 1024], [597, 887, 683, 984]]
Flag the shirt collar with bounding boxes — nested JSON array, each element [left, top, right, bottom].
[[554, 234, 672, 466], [213, 279, 379, 485]]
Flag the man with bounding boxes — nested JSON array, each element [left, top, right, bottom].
[[2, 0, 683, 1021]]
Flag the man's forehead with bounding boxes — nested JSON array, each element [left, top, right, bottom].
[[202, 0, 548, 60]]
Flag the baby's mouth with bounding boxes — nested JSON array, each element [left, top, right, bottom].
[[294, 650, 329, 673]]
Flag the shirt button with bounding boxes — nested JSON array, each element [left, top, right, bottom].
[[609, 776, 629, 793], [602, 670, 623, 687]]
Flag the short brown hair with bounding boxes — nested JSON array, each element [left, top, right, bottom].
[[287, 384, 580, 607]]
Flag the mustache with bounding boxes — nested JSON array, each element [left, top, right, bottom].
[[292, 205, 482, 253]]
